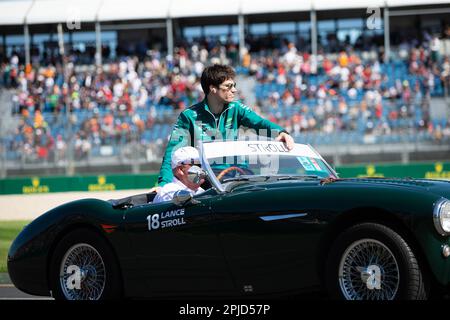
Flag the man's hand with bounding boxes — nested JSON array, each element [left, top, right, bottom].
[[276, 132, 295, 150]]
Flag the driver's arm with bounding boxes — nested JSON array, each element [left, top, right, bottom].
[[153, 191, 176, 204], [153, 183, 178, 204]]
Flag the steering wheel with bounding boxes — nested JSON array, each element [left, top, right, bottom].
[[216, 166, 247, 181]]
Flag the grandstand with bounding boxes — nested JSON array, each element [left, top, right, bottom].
[[0, 0, 449, 177]]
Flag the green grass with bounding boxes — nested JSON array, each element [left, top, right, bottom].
[[0, 221, 30, 273]]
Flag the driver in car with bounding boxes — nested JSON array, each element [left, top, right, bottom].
[[153, 146, 207, 204]]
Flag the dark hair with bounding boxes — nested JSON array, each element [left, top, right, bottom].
[[200, 64, 236, 95]]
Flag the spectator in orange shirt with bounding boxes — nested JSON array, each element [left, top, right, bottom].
[[339, 51, 349, 67]]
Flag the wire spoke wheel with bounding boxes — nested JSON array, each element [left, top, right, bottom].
[[59, 243, 106, 300], [338, 239, 400, 300]]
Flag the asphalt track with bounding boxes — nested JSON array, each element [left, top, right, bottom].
[[0, 274, 328, 300], [0, 284, 326, 300], [0, 285, 53, 300], [0, 273, 52, 300]]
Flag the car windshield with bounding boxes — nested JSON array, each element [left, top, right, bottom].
[[200, 140, 336, 190]]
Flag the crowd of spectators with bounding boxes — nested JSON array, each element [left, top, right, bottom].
[[0, 32, 449, 163], [0, 45, 210, 162], [252, 42, 450, 142]]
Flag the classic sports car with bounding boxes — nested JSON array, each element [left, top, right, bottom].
[[8, 140, 450, 300]]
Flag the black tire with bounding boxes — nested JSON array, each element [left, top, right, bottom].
[[325, 223, 428, 300], [50, 228, 122, 300]]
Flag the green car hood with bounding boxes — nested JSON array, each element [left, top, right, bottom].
[[231, 177, 450, 200], [338, 178, 450, 199]]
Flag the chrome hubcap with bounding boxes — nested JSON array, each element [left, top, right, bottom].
[[59, 243, 106, 300], [338, 239, 400, 300]]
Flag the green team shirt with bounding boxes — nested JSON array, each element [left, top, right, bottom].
[[157, 99, 287, 186]]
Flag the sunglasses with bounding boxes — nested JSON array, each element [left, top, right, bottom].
[[179, 159, 201, 166], [219, 82, 237, 90]]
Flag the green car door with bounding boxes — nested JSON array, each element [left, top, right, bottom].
[[212, 182, 326, 294], [123, 189, 235, 296]]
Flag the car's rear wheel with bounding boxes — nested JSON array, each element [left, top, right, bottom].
[[325, 223, 428, 300], [50, 228, 122, 300]]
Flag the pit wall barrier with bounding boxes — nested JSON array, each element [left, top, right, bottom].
[[0, 162, 449, 195]]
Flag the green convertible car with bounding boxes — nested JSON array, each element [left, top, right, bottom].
[[8, 140, 450, 300]]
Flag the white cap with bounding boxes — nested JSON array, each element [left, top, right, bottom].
[[171, 146, 201, 169]]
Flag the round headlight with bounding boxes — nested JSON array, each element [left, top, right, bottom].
[[434, 199, 450, 236]]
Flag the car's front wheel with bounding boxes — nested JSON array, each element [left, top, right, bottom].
[[50, 228, 122, 300], [325, 223, 428, 300]]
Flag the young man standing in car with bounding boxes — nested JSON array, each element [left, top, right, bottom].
[[157, 64, 294, 187]]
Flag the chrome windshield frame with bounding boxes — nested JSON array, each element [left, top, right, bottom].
[[199, 140, 336, 193], [308, 144, 339, 178], [199, 141, 227, 193]]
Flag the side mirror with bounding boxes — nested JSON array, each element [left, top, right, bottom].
[[173, 190, 193, 206]]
